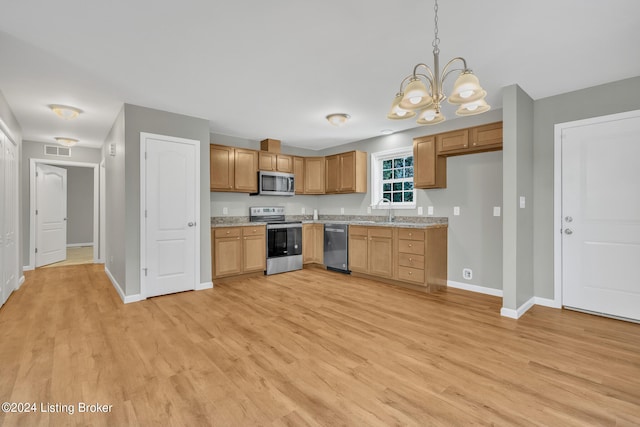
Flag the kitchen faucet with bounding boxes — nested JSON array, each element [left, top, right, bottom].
[[377, 198, 394, 223]]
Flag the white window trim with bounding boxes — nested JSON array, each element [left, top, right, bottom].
[[370, 147, 416, 210]]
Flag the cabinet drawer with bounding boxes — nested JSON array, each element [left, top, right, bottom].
[[242, 226, 264, 236], [398, 228, 425, 241], [369, 227, 392, 239], [398, 239, 425, 255], [214, 227, 241, 238], [349, 225, 368, 237], [398, 266, 425, 284], [398, 253, 425, 269]]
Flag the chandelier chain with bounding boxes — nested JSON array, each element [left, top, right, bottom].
[[432, 0, 440, 54]]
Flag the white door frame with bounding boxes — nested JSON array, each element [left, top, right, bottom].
[[29, 158, 100, 270], [139, 132, 200, 299], [553, 109, 640, 308]]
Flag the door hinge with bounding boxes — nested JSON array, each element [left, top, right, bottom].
[[143, 268, 148, 276], [35, 209, 38, 215], [145, 210, 147, 218], [144, 152, 147, 160], [36, 171, 39, 177], [35, 248, 38, 253]]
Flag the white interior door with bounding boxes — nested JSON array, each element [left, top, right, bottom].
[[561, 113, 640, 321], [142, 133, 199, 298], [3, 136, 18, 304], [36, 164, 67, 267]]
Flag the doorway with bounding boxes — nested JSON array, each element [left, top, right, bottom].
[[554, 109, 640, 322], [29, 159, 100, 269]]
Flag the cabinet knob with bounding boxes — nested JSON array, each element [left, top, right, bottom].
[[226, 230, 230, 234], [409, 258, 413, 261], [409, 271, 412, 275], [408, 244, 412, 247], [409, 233, 412, 237]]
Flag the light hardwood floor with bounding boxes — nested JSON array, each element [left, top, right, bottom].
[[0, 265, 638, 426]]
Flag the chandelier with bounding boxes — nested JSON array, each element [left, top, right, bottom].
[[387, 0, 490, 125]]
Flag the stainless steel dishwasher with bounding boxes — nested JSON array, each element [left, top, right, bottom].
[[324, 224, 349, 273]]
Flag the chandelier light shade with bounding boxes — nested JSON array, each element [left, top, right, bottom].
[[326, 113, 351, 126], [49, 104, 83, 120], [388, 0, 490, 125], [54, 137, 78, 147]]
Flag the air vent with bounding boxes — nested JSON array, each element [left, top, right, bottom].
[[44, 145, 71, 157]]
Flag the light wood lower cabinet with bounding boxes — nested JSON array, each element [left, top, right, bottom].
[[348, 226, 393, 278], [302, 223, 324, 264], [212, 226, 266, 278], [348, 225, 448, 290]]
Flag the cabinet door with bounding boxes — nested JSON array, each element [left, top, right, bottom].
[[470, 122, 503, 150], [234, 149, 258, 192], [243, 233, 266, 272], [369, 228, 393, 278], [348, 233, 369, 273], [304, 157, 325, 194], [413, 136, 446, 189], [276, 155, 293, 173], [214, 236, 242, 277], [293, 156, 305, 194], [313, 224, 324, 264], [302, 224, 315, 264], [325, 155, 340, 193], [338, 152, 355, 192], [259, 151, 276, 171], [437, 129, 469, 154], [210, 145, 234, 191]]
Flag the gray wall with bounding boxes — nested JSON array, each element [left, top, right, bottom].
[[0, 90, 23, 274], [532, 76, 640, 299], [63, 166, 94, 245], [503, 85, 534, 310], [20, 140, 101, 265], [106, 104, 211, 297], [210, 109, 505, 290]]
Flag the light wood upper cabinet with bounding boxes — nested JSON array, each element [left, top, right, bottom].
[[437, 129, 469, 154], [413, 136, 446, 189], [259, 152, 293, 173], [325, 150, 367, 194], [470, 122, 503, 151], [234, 149, 258, 192], [212, 225, 266, 278], [210, 145, 235, 191], [303, 223, 324, 264], [210, 145, 258, 193], [293, 156, 305, 194], [304, 157, 325, 194]]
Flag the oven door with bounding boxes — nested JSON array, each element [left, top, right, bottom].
[[267, 225, 302, 258]]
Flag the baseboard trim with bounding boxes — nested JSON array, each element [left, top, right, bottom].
[[104, 266, 144, 304], [447, 280, 503, 297], [196, 281, 213, 291], [18, 275, 25, 289], [67, 242, 94, 248], [501, 297, 535, 319], [534, 296, 561, 308], [23, 265, 34, 271]]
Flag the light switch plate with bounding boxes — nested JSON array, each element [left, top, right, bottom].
[[301, 207, 306, 214], [418, 206, 423, 215], [493, 206, 501, 217], [427, 206, 434, 215], [454, 206, 460, 216], [519, 196, 526, 209], [222, 207, 228, 215]]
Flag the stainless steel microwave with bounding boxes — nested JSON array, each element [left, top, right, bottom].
[[254, 171, 295, 196]]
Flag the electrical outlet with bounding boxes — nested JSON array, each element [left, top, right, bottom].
[[301, 207, 306, 215], [418, 206, 423, 215], [340, 207, 345, 214], [454, 206, 460, 216], [427, 206, 434, 216], [493, 206, 501, 217], [367, 206, 371, 214], [463, 268, 472, 280], [109, 255, 114, 264], [222, 207, 228, 215]]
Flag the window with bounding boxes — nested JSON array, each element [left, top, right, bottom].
[[370, 147, 415, 209]]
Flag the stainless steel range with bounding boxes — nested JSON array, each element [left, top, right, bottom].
[[249, 207, 302, 275]]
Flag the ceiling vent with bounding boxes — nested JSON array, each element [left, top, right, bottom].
[[44, 145, 71, 157]]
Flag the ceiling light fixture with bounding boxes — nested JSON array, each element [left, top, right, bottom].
[[49, 104, 83, 120], [326, 113, 350, 127], [387, 0, 490, 125], [54, 137, 78, 147]]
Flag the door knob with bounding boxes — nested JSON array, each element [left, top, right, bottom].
[[564, 228, 573, 235], [188, 222, 195, 227]]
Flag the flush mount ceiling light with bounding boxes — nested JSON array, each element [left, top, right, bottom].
[[326, 113, 350, 127], [387, 0, 490, 125], [49, 104, 83, 120], [54, 137, 78, 147]]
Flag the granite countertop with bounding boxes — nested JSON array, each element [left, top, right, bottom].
[[211, 215, 447, 229]]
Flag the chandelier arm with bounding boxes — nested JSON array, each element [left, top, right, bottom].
[[398, 75, 414, 93], [441, 57, 469, 77], [441, 68, 465, 85], [412, 63, 435, 80]]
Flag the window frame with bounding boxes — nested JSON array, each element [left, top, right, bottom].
[[370, 147, 416, 210]]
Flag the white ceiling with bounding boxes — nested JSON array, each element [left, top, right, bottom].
[[1, 0, 639, 150]]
